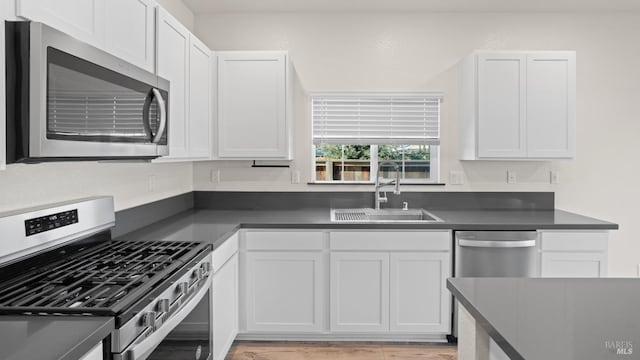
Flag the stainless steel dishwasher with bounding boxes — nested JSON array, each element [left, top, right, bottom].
[[455, 231, 538, 277], [451, 231, 538, 340]]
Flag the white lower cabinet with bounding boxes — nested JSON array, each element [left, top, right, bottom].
[[239, 229, 452, 340], [539, 230, 608, 278], [330, 252, 389, 332], [389, 252, 451, 333], [211, 233, 239, 360], [78, 342, 103, 360], [213, 253, 238, 360], [245, 251, 324, 332], [329, 230, 452, 337]]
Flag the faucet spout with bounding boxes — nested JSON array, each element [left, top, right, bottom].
[[375, 161, 401, 210]]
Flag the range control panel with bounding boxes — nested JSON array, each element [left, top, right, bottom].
[[25, 209, 79, 236]]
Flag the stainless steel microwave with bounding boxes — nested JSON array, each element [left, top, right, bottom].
[[5, 21, 169, 163]]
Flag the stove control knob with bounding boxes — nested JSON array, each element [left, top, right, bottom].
[[202, 262, 211, 274], [141, 311, 156, 328], [193, 267, 204, 280], [157, 299, 170, 313], [177, 282, 188, 295]]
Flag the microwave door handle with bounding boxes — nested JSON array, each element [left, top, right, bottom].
[[115, 282, 210, 360], [151, 88, 167, 144], [142, 90, 154, 141]]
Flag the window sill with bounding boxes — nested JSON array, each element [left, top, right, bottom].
[[307, 182, 447, 186]]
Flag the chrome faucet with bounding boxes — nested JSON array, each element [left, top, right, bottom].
[[375, 161, 400, 210]]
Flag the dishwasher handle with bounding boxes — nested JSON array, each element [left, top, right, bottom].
[[458, 239, 536, 248]]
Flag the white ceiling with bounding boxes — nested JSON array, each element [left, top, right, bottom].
[[183, 0, 640, 14]]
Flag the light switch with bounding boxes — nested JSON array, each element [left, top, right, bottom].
[[550, 171, 560, 184], [210, 169, 220, 183]]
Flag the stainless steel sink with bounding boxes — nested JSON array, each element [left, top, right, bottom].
[[330, 208, 443, 223]]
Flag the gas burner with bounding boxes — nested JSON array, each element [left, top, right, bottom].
[[0, 240, 207, 315]]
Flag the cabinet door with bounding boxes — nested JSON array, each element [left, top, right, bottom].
[[540, 252, 606, 278], [104, 0, 155, 72], [17, 0, 106, 46], [330, 252, 389, 332], [78, 342, 103, 360], [526, 52, 576, 158], [217, 52, 289, 159], [477, 53, 527, 158], [213, 253, 238, 360], [389, 252, 451, 333], [246, 252, 323, 332], [188, 35, 212, 159], [156, 8, 190, 158]]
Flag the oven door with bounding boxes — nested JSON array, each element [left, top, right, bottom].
[[116, 283, 212, 360], [25, 22, 169, 160]]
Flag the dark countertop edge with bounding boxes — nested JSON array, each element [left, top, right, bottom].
[[446, 279, 525, 360], [236, 223, 619, 230], [212, 225, 243, 248], [60, 317, 114, 360], [206, 221, 617, 249]]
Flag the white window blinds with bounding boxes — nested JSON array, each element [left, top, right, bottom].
[[312, 93, 442, 145]]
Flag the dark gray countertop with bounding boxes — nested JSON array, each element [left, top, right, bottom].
[[114, 208, 618, 248], [0, 316, 113, 360], [447, 278, 640, 360], [3, 207, 614, 360]]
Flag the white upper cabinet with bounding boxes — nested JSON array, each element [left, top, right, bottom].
[[104, 0, 156, 72], [459, 51, 576, 160], [477, 53, 527, 158], [155, 8, 212, 161], [216, 51, 292, 160], [156, 7, 190, 159], [188, 36, 213, 159], [17, 0, 106, 46], [526, 52, 576, 158], [17, 0, 156, 73]]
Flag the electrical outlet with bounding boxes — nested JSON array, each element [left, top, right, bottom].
[[291, 170, 301, 184], [148, 175, 157, 192], [210, 169, 220, 183], [507, 171, 517, 184], [550, 171, 560, 184], [449, 171, 464, 185]]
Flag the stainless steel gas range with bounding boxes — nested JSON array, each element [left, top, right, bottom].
[[0, 197, 213, 360]]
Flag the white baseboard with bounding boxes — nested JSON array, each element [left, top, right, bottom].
[[235, 332, 448, 343]]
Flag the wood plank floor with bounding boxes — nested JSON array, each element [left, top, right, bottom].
[[225, 341, 457, 360]]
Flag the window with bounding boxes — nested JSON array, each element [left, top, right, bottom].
[[312, 93, 442, 183]]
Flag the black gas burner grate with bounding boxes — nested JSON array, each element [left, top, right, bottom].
[[0, 240, 209, 315]]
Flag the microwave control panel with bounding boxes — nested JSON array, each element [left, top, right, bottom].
[[25, 209, 79, 236]]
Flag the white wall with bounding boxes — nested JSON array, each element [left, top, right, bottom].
[[193, 12, 640, 276], [156, 0, 195, 31], [0, 0, 195, 212], [0, 162, 192, 212]]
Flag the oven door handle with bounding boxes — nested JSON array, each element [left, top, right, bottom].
[[116, 281, 210, 360]]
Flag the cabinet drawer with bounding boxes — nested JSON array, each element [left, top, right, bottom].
[[246, 231, 324, 250], [213, 232, 239, 273], [540, 231, 608, 252], [330, 231, 450, 251]]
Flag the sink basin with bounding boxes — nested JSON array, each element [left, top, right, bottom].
[[331, 208, 443, 223]]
